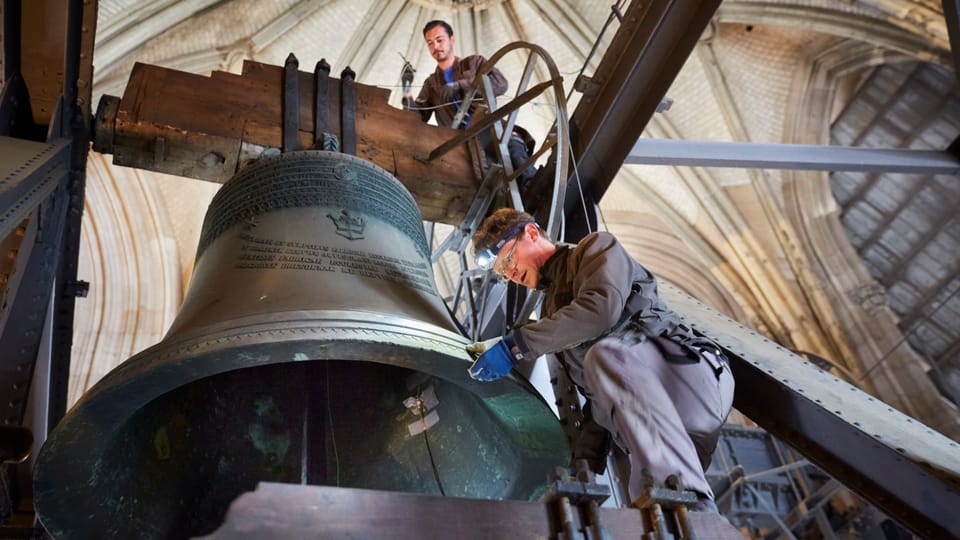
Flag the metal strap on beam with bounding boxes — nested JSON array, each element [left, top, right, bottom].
[[340, 67, 357, 155], [282, 53, 299, 153], [626, 138, 960, 174], [313, 59, 330, 146]]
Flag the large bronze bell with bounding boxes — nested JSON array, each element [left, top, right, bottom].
[[33, 151, 568, 539]]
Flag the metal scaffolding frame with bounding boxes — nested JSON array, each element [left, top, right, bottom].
[[2, 0, 959, 537]]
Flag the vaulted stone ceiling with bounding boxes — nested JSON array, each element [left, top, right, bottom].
[[73, 0, 960, 439]]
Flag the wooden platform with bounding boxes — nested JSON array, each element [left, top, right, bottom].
[[199, 482, 745, 539]]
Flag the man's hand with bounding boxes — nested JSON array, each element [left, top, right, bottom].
[[401, 61, 415, 94], [439, 81, 460, 103], [466, 337, 517, 381]]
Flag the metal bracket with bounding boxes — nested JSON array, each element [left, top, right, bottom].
[[64, 279, 89, 298], [574, 75, 602, 97], [541, 461, 613, 540], [632, 474, 699, 540]]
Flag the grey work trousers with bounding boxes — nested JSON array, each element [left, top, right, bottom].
[[582, 338, 735, 500]]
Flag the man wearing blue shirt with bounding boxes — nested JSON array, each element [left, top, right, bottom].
[[403, 20, 536, 186]]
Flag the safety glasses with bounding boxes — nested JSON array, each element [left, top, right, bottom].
[[491, 236, 521, 282], [474, 223, 532, 280]]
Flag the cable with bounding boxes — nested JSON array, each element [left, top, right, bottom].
[[567, 139, 594, 235], [561, 0, 630, 238], [417, 389, 446, 496], [554, 1, 630, 235], [565, 0, 630, 103], [404, 96, 490, 112], [325, 362, 341, 486]]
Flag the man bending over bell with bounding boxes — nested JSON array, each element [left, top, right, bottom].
[[466, 208, 735, 512]]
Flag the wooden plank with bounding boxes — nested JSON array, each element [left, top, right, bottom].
[[103, 62, 482, 224], [203, 482, 744, 539]]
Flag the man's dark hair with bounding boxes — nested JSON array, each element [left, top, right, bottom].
[[423, 20, 453, 37], [473, 208, 539, 253]]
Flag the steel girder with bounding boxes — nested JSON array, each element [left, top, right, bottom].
[[946, 0, 960, 83], [626, 138, 960, 174], [660, 282, 960, 538], [0, 0, 94, 534], [562, 0, 722, 241], [555, 1, 960, 537], [0, 138, 72, 426]]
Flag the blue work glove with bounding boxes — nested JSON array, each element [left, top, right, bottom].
[[466, 336, 520, 381]]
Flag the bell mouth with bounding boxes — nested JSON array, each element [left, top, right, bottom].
[[33, 312, 568, 539], [34, 150, 569, 538]]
